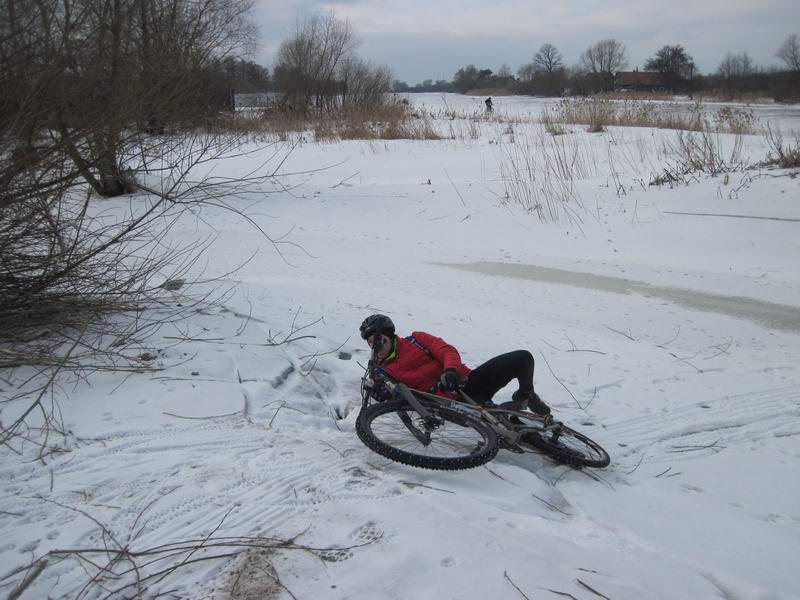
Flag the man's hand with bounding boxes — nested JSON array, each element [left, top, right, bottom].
[[438, 368, 460, 392]]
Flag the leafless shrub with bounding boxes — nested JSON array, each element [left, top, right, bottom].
[[0, 127, 297, 456], [758, 126, 800, 168], [273, 13, 392, 116], [379, 113, 441, 141], [650, 130, 747, 185], [1, 0, 257, 198], [0, 500, 381, 599], [497, 128, 587, 225]]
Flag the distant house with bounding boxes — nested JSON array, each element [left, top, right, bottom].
[[614, 70, 663, 92]]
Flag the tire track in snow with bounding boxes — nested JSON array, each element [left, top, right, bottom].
[[597, 386, 800, 464], [0, 416, 403, 598]]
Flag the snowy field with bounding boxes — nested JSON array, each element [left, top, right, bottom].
[[2, 93, 800, 599]]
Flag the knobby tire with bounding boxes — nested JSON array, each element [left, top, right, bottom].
[[357, 399, 499, 470], [490, 410, 610, 468]]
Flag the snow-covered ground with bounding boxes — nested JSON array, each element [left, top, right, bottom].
[[2, 94, 800, 599]]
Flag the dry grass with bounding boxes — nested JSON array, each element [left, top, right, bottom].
[[541, 106, 568, 136], [213, 102, 442, 142], [758, 126, 800, 169], [497, 122, 758, 220], [497, 128, 592, 224], [549, 97, 758, 134], [692, 92, 775, 105], [602, 91, 678, 102]]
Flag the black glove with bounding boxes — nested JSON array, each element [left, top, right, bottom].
[[438, 368, 460, 392]]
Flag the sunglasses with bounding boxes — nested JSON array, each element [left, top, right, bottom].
[[367, 335, 387, 348]]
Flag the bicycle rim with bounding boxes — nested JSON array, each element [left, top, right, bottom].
[[356, 399, 498, 470], [490, 409, 610, 468]]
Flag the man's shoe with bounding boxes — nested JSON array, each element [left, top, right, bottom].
[[528, 392, 551, 415], [512, 390, 551, 415]]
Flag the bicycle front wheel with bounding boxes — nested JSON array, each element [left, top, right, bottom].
[[356, 399, 498, 470]]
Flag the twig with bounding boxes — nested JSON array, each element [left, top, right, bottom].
[[266, 402, 306, 428], [539, 351, 582, 410], [576, 578, 612, 599], [540, 589, 579, 599], [655, 326, 681, 349], [442, 165, 466, 207], [531, 493, 571, 516], [6, 559, 48, 600], [584, 387, 599, 410], [668, 351, 703, 373], [603, 325, 637, 341], [318, 439, 346, 457], [162, 410, 241, 420], [624, 453, 646, 475], [565, 334, 606, 355], [297, 337, 349, 361], [664, 210, 800, 223], [399, 481, 455, 494], [668, 439, 724, 453], [331, 171, 360, 188], [504, 571, 532, 600], [704, 337, 733, 360], [654, 466, 675, 478]]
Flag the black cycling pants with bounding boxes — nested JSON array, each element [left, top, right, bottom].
[[462, 350, 535, 405]]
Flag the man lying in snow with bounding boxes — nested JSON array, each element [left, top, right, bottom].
[[359, 314, 551, 415]]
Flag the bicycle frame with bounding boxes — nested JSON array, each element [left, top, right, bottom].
[[362, 366, 560, 450]]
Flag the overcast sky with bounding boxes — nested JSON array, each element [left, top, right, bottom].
[[253, 0, 800, 83]]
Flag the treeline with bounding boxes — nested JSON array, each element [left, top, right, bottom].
[[393, 35, 800, 101]]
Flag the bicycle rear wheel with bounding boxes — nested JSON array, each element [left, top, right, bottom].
[[356, 399, 498, 470], [491, 410, 610, 468]]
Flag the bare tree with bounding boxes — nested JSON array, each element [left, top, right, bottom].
[[497, 64, 513, 79], [645, 44, 696, 91], [0, 0, 257, 197], [273, 12, 363, 113], [517, 45, 568, 97], [580, 38, 628, 74], [776, 34, 800, 71], [534, 43, 564, 73], [717, 51, 754, 79], [716, 51, 757, 95], [339, 57, 393, 109]]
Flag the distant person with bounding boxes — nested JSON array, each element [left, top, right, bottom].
[[485, 96, 494, 114]]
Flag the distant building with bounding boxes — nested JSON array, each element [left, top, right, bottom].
[[614, 70, 663, 92]]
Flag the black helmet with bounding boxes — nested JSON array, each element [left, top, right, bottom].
[[359, 314, 395, 340]]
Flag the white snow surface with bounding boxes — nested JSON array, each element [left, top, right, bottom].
[[2, 94, 800, 599]]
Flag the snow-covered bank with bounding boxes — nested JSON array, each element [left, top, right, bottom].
[[2, 95, 799, 599]]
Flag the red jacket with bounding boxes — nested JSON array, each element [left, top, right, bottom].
[[378, 331, 471, 395]]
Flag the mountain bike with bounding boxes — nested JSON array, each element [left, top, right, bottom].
[[355, 344, 610, 471]]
